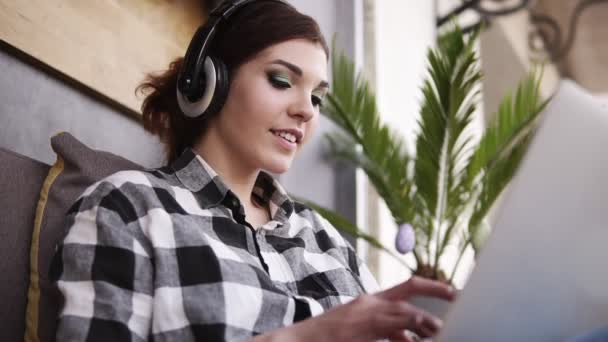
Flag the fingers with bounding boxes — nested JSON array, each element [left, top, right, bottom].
[[373, 314, 413, 338], [388, 330, 418, 342], [406, 277, 455, 302], [414, 314, 441, 338], [398, 301, 442, 338], [377, 276, 456, 302], [382, 315, 436, 342], [341, 292, 446, 342]]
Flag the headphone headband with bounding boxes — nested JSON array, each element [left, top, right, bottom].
[[177, 0, 291, 114]]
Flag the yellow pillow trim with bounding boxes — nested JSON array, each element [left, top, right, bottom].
[[25, 156, 64, 342]]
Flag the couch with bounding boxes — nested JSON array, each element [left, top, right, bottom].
[[0, 132, 154, 342], [0, 44, 166, 342], [0, 147, 50, 341]]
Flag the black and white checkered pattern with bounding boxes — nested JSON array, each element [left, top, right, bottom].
[[50, 147, 379, 341]]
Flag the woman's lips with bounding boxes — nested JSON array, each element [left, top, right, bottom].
[[270, 130, 297, 151]]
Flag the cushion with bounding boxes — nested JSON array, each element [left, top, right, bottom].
[[0, 149, 50, 342], [25, 132, 143, 342]]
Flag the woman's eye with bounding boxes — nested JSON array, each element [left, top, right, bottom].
[[268, 73, 291, 89], [312, 95, 324, 107]]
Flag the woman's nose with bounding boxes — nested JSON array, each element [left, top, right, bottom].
[[287, 94, 315, 122]]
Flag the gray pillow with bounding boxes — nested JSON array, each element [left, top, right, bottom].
[[0, 148, 50, 342], [25, 132, 143, 342]]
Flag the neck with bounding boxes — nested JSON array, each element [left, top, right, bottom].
[[193, 129, 259, 209]]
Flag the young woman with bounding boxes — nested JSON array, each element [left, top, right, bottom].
[[51, 1, 454, 341]]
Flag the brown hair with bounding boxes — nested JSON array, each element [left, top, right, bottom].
[[136, 1, 329, 164]]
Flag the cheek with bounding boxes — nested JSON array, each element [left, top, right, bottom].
[[226, 83, 271, 129], [301, 114, 320, 146], [236, 80, 283, 123]]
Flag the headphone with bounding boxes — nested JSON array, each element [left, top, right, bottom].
[[176, 0, 292, 119]]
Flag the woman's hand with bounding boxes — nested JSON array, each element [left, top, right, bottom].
[[256, 276, 456, 342]]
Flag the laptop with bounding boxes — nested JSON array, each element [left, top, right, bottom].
[[436, 80, 608, 341]]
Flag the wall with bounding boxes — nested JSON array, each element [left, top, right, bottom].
[[279, 0, 363, 241], [0, 1, 361, 237], [371, 0, 437, 288], [533, 0, 608, 95], [0, 0, 204, 113], [0, 1, 204, 165], [0, 44, 165, 167], [480, 11, 561, 123]]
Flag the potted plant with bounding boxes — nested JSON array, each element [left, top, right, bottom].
[[301, 25, 548, 287]]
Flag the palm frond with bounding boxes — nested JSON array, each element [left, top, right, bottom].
[[469, 126, 536, 236], [465, 68, 547, 193], [464, 68, 547, 241], [323, 43, 416, 225], [413, 25, 482, 272], [297, 26, 548, 285], [325, 134, 415, 224]]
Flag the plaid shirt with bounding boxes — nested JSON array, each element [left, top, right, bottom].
[[50, 147, 379, 342]]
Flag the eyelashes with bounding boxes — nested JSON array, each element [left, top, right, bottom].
[[266, 71, 325, 108], [268, 72, 291, 89], [311, 94, 324, 107]]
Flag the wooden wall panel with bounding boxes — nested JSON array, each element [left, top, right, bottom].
[[0, 0, 206, 114]]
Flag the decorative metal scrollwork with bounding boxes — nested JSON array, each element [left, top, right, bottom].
[[529, 0, 608, 62], [437, 0, 531, 34], [437, 0, 608, 62]]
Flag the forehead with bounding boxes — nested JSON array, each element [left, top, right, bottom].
[[253, 39, 328, 80]]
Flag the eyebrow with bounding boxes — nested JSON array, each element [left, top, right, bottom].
[[269, 59, 329, 90]]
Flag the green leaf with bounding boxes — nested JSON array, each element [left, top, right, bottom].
[[302, 26, 549, 283], [322, 42, 417, 225], [413, 25, 483, 273], [466, 68, 547, 229]]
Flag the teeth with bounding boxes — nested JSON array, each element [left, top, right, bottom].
[[273, 130, 296, 143]]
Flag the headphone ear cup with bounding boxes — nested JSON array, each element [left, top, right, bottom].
[[176, 55, 223, 118], [201, 55, 229, 118]]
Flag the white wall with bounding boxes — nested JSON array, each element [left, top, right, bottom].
[[280, 0, 338, 210], [372, 0, 436, 288], [281, 0, 363, 222]]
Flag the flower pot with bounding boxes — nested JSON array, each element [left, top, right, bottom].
[[408, 294, 454, 320]]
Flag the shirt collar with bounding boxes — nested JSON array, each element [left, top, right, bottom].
[[170, 147, 295, 221]]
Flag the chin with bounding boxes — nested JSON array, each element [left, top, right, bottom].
[[263, 158, 293, 174]]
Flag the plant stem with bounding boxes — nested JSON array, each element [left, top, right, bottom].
[[326, 95, 366, 147], [437, 218, 458, 264], [433, 127, 451, 277], [449, 238, 472, 284], [424, 218, 432, 273], [384, 248, 414, 272], [412, 250, 422, 268]]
